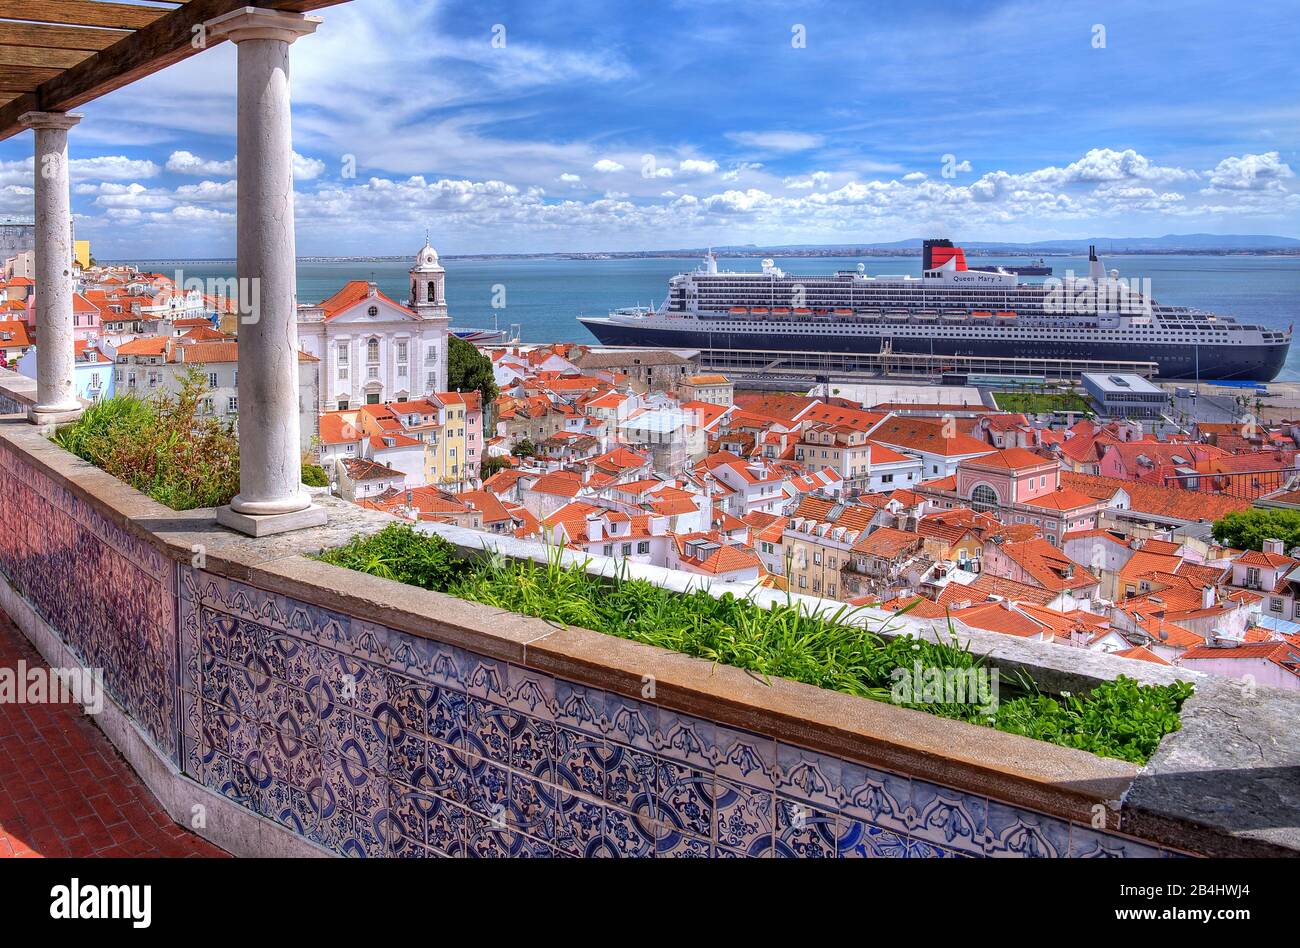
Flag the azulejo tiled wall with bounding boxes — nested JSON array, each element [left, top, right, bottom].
[[176, 565, 1179, 858], [0, 444, 178, 763], [0, 439, 1181, 857]]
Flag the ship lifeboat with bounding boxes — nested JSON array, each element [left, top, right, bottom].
[[832, 308, 853, 317], [972, 310, 992, 319], [729, 306, 748, 315], [995, 310, 1017, 320], [886, 310, 910, 321], [942, 310, 966, 320], [772, 307, 791, 316], [793, 307, 812, 316], [917, 309, 938, 321], [861, 309, 881, 320], [751, 307, 769, 316]]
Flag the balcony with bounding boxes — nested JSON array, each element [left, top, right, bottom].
[[1, 372, 1297, 858]]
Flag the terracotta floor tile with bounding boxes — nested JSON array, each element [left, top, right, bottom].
[[0, 611, 226, 859]]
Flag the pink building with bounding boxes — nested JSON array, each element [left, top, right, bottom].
[[922, 448, 1106, 545], [71, 293, 102, 342]]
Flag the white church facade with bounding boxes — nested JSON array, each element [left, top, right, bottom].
[[298, 241, 451, 411]]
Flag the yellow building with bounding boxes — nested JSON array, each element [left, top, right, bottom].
[[74, 240, 91, 270], [354, 392, 484, 490]]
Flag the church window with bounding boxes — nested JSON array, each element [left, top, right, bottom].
[[337, 344, 348, 365], [427, 281, 437, 303], [367, 338, 379, 363], [368, 305, 379, 317], [425, 344, 438, 364]]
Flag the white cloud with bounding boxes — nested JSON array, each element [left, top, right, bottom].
[[558, 172, 582, 183], [1204, 151, 1294, 192], [293, 152, 326, 181], [720, 162, 763, 182], [71, 156, 160, 180], [678, 158, 719, 176], [727, 131, 824, 152], [902, 171, 927, 182], [166, 151, 236, 177], [783, 171, 833, 190], [592, 159, 624, 173]]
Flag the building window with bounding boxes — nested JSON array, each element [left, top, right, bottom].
[[228, 396, 238, 413], [337, 344, 348, 365], [621, 543, 632, 557], [368, 305, 379, 317], [396, 340, 408, 363], [338, 399, 348, 411], [426, 344, 438, 365], [367, 338, 379, 363], [637, 541, 650, 555], [208, 372, 219, 388], [971, 484, 999, 513]]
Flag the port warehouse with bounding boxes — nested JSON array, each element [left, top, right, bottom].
[[687, 345, 1160, 386], [1081, 372, 1168, 418]]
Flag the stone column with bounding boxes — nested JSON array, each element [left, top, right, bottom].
[[209, 8, 326, 536], [19, 111, 82, 425]]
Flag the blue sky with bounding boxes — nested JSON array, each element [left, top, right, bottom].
[[1, 0, 1296, 257]]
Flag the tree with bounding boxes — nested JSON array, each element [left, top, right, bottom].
[[1211, 508, 1300, 552], [447, 335, 498, 406], [480, 455, 511, 480], [511, 438, 536, 458]]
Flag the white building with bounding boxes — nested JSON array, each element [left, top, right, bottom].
[[298, 241, 450, 411], [113, 336, 320, 452]]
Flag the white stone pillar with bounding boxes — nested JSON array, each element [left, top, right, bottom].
[[19, 111, 82, 425], [209, 8, 326, 536]]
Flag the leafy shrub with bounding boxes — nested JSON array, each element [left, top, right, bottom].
[[52, 368, 240, 510], [317, 522, 471, 591], [1212, 508, 1300, 552], [317, 524, 1192, 763], [302, 462, 329, 487]]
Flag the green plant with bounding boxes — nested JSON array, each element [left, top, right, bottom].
[[317, 522, 472, 591], [52, 367, 240, 510], [511, 438, 536, 458], [302, 462, 329, 487], [315, 525, 1192, 763], [1212, 508, 1300, 552], [447, 334, 498, 407], [480, 455, 511, 480]]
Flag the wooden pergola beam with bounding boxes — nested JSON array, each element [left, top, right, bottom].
[[0, 1, 179, 32], [0, 0, 348, 140], [0, 22, 132, 53]]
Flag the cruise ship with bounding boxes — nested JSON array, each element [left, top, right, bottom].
[[579, 240, 1291, 381]]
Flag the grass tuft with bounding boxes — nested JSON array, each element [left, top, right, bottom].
[[317, 524, 1192, 764]]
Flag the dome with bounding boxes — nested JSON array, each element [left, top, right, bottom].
[[414, 239, 440, 268]]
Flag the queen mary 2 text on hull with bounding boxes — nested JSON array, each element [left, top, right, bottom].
[[579, 239, 1291, 381]]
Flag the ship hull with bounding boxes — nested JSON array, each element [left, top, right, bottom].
[[578, 319, 1289, 382]]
